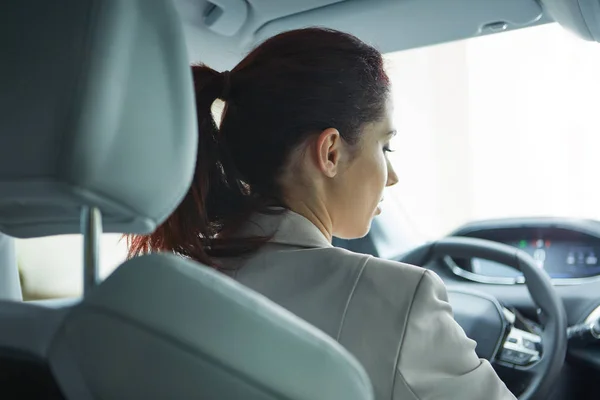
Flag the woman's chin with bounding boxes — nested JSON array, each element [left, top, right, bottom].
[[336, 211, 379, 239]]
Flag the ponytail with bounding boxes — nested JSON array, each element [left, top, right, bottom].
[[126, 64, 268, 268]]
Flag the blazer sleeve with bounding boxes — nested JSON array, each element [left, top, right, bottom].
[[395, 270, 516, 400]]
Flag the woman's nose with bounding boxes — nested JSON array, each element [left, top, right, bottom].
[[386, 161, 399, 187]]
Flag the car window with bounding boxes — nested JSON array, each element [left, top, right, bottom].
[[383, 23, 600, 241], [16, 234, 126, 299]]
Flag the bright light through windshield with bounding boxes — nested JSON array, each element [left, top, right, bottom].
[[384, 23, 600, 241]]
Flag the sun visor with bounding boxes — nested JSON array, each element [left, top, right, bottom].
[[541, 0, 600, 41]]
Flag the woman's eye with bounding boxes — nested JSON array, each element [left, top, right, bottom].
[[383, 145, 395, 153]]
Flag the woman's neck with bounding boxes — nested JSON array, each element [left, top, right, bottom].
[[283, 198, 333, 243]]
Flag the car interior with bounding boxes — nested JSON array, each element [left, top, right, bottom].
[[2, 0, 600, 399]]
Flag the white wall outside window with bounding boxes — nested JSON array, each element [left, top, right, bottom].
[[384, 23, 600, 242]]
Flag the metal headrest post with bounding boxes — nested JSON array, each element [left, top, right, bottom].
[[81, 206, 102, 296]]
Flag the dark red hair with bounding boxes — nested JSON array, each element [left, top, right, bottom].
[[127, 27, 390, 268]]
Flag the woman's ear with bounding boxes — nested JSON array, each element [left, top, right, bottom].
[[315, 128, 342, 178]]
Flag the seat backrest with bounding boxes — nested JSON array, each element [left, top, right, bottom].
[[0, 301, 68, 399], [0, 1, 374, 399], [50, 253, 373, 400]]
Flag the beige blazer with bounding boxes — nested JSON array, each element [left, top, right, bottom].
[[221, 211, 516, 400]]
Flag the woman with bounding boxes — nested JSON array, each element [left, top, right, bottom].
[[128, 28, 515, 400]]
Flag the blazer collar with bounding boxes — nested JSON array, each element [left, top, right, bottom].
[[238, 209, 333, 249]]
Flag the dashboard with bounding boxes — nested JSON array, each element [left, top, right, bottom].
[[447, 218, 600, 285]]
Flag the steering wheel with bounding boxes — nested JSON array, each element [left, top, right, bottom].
[[397, 237, 567, 400]]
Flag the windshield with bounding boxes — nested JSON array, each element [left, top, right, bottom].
[[383, 23, 600, 242]]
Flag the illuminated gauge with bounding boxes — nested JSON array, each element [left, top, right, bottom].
[[586, 254, 598, 265]]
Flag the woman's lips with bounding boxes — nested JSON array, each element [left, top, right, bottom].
[[374, 198, 384, 216]]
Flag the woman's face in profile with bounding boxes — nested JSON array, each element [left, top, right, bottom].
[[332, 101, 399, 239]]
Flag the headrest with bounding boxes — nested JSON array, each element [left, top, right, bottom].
[[49, 253, 374, 400], [0, 0, 197, 238]]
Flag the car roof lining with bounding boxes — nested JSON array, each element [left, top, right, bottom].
[[174, 0, 551, 69]]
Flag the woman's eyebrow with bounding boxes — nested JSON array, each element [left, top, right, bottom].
[[386, 130, 397, 137]]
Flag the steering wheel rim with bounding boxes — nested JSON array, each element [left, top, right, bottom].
[[398, 237, 567, 400]]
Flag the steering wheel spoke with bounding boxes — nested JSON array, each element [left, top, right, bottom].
[[496, 325, 542, 367]]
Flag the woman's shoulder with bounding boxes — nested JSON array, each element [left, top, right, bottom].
[[317, 246, 430, 294], [326, 245, 426, 273]]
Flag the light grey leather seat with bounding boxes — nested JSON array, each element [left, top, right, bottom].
[[0, 1, 374, 399]]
